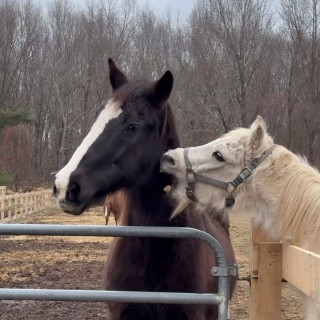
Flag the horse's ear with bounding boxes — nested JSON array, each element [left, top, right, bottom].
[[251, 115, 267, 131], [249, 116, 267, 150], [148, 71, 174, 107], [108, 58, 128, 91]]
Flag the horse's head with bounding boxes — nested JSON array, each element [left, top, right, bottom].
[[161, 116, 274, 217], [54, 59, 178, 215]]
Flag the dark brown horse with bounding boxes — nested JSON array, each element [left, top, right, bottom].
[[54, 59, 236, 320]]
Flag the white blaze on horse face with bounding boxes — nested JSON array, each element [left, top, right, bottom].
[[55, 99, 122, 200]]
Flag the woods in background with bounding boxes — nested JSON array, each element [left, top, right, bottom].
[[0, 0, 320, 189]]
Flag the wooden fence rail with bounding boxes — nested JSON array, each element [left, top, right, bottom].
[[0, 187, 53, 222], [250, 222, 320, 319]]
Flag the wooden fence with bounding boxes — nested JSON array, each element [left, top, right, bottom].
[[0, 187, 53, 222], [250, 222, 320, 319]]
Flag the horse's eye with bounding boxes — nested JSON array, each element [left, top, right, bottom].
[[125, 123, 140, 135], [213, 151, 225, 162]]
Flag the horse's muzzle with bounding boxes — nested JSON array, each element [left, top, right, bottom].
[[160, 153, 177, 173], [57, 199, 84, 215], [53, 180, 86, 215]]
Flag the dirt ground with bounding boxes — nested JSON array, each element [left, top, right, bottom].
[[0, 206, 304, 319]]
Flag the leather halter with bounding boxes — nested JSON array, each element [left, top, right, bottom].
[[183, 147, 273, 207]]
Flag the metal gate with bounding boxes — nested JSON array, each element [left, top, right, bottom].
[[0, 224, 237, 320]]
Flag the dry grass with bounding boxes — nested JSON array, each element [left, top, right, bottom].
[[0, 206, 305, 319]]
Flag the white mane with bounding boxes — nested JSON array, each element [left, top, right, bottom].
[[276, 158, 320, 252]]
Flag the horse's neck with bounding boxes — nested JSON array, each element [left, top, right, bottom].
[[240, 146, 296, 238], [255, 146, 320, 252], [123, 175, 177, 226]]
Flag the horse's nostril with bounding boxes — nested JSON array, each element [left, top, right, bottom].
[[162, 154, 176, 166], [66, 182, 81, 202], [53, 184, 58, 198]]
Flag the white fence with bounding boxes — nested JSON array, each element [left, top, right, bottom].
[[0, 186, 53, 222]]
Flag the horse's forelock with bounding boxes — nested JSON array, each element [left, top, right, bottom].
[[112, 81, 151, 106]]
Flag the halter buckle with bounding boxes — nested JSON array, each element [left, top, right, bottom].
[[185, 186, 197, 201], [238, 167, 252, 181], [186, 170, 195, 183]]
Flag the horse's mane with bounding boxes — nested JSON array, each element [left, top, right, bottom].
[[276, 156, 320, 252], [160, 102, 180, 150]]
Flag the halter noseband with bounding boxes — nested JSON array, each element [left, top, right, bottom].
[[183, 147, 273, 207]]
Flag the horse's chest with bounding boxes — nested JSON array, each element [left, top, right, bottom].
[[105, 238, 180, 290]]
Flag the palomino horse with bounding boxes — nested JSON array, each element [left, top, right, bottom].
[[103, 190, 128, 225], [54, 59, 236, 320], [161, 115, 320, 320]]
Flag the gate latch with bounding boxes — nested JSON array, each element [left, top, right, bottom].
[[211, 264, 238, 277]]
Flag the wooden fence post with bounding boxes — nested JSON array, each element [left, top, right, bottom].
[[0, 188, 5, 220], [21, 194, 26, 217], [27, 193, 31, 215], [0, 199, 4, 220], [250, 221, 282, 320], [0, 186, 6, 197], [8, 195, 13, 220], [13, 194, 18, 220]]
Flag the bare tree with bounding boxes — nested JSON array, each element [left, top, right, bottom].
[[0, 125, 32, 189], [281, 0, 320, 163], [1, 0, 320, 187]]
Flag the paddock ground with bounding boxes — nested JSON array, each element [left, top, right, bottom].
[[0, 206, 303, 319]]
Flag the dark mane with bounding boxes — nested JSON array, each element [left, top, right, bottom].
[[160, 102, 180, 150]]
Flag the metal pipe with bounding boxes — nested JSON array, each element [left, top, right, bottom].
[[0, 289, 223, 305], [0, 224, 232, 320]]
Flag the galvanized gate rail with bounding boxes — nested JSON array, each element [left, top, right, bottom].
[[0, 224, 236, 320]]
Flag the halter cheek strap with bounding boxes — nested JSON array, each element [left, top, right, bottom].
[[183, 147, 273, 206], [184, 148, 229, 201], [184, 150, 197, 201]]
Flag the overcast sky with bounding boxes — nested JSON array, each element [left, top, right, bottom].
[[136, 0, 196, 17], [35, 0, 197, 18], [38, 0, 279, 20]]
